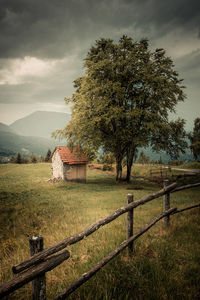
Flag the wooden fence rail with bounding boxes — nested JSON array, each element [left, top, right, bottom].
[[0, 250, 70, 298], [150, 166, 171, 178], [54, 207, 177, 300], [150, 166, 200, 180], [12, 182, 178, 274], [0, 181, 200, 299]]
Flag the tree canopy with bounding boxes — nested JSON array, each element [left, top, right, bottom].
[[54, 35, 187, 182], [138, 151, 150, 164]]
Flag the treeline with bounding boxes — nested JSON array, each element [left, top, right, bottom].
[[136, 151, 180, 165], [10, 149, 52, 164], [97, 151, 184, 170]]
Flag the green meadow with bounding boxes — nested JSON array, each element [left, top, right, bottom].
[[0, 163, 200, 299]]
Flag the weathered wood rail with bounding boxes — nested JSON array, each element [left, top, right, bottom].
[[0, 250, 70, 298], [150, 166, 200, 180], [150, 166, 171, 178], [54, 207, 177, 300], [0, 181, 200, 299], [12, 182, 178, 274]]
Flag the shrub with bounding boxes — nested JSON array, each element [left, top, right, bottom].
[[103, 164, 114, 171]]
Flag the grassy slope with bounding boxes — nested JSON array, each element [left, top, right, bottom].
[[179, 161, 200, 169], [0, 163, 200, 299]]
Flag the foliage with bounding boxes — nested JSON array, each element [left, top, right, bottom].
[[99, 153, 115, 171], [189, 118, 200, 161], [30, 153, 38, 163], [102, 164, 114, 171], [54, 35, 187, 182], [99, 153, 115, 164], [40, 156, 45, 162], [10, 153, 40, 164], [10, 155, 16, 163], [22, 157, 29, 164], [157, 156, 163, 164], [168, 160, 183, 166], [138, 151, 150, 164], [178, 161, 200, 169], [45, 148, 52, 162], [16, 152, 22, 164]]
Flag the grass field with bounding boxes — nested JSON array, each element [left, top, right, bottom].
[[0, 163, 200, 299]]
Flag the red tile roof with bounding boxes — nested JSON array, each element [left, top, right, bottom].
[[55, 146, 88, 165]]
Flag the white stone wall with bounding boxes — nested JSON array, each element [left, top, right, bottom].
[[52, 150, 64, 179]]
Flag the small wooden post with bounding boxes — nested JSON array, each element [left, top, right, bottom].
[[127, 194, 134, 254], [163, 180, 170, 227], [29, 236, 46, 300]]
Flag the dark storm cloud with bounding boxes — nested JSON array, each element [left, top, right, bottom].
[[0, 0, 199, 126], [176, 49, 200, 85], [145, 0, 200, 27], [0, 0, 199, 59], [0, 0, 94, 58], [0, 54, 82, 104]]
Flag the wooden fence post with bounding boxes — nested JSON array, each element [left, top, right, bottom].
[[29, 236, 46, 300], [127, 194, 134, 254], [163, 180, 170, 227]]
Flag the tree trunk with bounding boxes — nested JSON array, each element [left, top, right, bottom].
[[116, 156, 123, 181], [126, 147, 136, 183], [126, 157, 133, 183]]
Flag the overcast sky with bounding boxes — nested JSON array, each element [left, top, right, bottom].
[[0, 0, 199, 130]]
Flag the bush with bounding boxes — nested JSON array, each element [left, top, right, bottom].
[[103, 164, 114, 171], [138, 151, 150, 164], [30, 153, 38, 163], [99, 153, 115, 165], [168, 160, 183, 166]]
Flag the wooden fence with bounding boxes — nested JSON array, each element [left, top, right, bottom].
[[0, 181, 200, 299], [150, 166, 171, 178], [149, 166, 200, 179]]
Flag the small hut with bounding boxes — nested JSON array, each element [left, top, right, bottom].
[[52, 146, 88, 183]]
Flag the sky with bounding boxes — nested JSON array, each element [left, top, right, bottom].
[[0, 0, 199, 131]]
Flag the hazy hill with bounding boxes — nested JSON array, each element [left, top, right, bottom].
[[10, 111, 70, 139], [0, 111, 193, 162], [0, 122, 17, 134], [0, 111, 69, 160], [0, 130, 59, 158], [140, 143, 193, 163]]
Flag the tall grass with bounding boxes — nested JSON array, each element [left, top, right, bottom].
[[179, 161, 200, 169], [0, 163, 199, 299]]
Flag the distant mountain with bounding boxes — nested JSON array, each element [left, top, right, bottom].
[[140, 144, 193, 163], [0, 119, 68, 162], [0, 128, 59, 158], [1, 111, 193, 163], [10, 111, 70, 139], [0, 122, 17, 134]]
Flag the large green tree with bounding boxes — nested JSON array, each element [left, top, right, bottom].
[[189, 118, 200, 161], [54, 36, 187, 182]]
